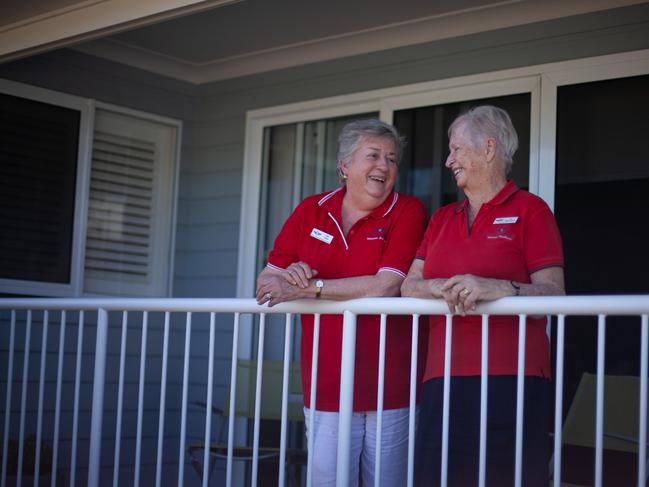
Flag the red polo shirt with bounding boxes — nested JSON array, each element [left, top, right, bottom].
[[268, 187, 426, 411], [416, 181, 564, 381]]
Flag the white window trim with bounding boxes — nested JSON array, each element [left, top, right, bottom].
[[0, 80, 181, 297], [0, 79, 94, 297], [238, 48, 649, 301], [84, 101, 182, 298]]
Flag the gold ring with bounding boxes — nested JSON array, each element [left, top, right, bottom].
[[460, 288, 470, 296]]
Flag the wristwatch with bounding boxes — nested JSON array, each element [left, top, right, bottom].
[[510, 280, 521, 296], [315, 279, 324, 299]]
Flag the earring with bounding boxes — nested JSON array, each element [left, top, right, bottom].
[[342, 174, 348, 180]]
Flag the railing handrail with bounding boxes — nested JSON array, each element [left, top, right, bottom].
[[1, 295, 648, 315]]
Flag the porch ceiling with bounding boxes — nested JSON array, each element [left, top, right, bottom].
[[4, 0, 649, 84]]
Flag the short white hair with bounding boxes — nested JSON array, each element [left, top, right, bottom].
[[449, 105, 518, 174], [337, 119, 405, 165]]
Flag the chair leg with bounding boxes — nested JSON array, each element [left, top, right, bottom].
[[207, 454, 218, 485], [188, 450, 203, 481]]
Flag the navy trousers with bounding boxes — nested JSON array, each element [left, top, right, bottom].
[[414, 376, 550, 487]]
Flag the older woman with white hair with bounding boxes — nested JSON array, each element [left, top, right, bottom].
[[402, 106, 565, 486], [257, 119, 426, 486]]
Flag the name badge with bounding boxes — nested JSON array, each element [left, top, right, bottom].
[[493, 216, 518, 224], [310, 228, 334, 244]]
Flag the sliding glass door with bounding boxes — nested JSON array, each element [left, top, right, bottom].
[[393, 93, 531, 215]]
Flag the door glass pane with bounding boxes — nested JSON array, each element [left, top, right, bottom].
[[257, 112, 376, 365], [554, 74, 649, 426], [556, 74, 649, 294], [258, 112, 377, 272], [393, 93, 531, 215]]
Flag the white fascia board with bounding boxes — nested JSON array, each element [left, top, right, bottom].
[[0, 0, 238, 62]]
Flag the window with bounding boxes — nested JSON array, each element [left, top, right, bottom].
[[257, 113, 376, 272], [0, 80, 180, 297], [0, 92, 80, 285]]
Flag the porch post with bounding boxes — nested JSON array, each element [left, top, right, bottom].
[[88, 308, 109, 487], [336, 310, 357, 487]]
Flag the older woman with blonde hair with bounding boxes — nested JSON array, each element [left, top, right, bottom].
[[402, 106, 564, 486], [257, 119, 426, 486]]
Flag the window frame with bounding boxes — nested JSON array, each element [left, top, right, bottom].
[[0, 79, 94, 297], [0, 79, 181, 297]]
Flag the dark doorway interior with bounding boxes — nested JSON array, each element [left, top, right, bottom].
[[553, 74, 649, 485]]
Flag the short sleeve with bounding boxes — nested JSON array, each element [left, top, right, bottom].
[[523, 204, 564, 273], [378, 197, 427, 277], [416, 209, 444, 260], [416, 218, 432, 260], [266, 201, 306, 271]]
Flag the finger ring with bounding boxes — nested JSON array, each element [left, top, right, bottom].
[[265, 292, 272, 300], [461, 288, 470, 296]]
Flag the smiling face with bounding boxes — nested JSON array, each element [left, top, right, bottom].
[[445, 122, 489, 190], [339, 136, 398, 204]]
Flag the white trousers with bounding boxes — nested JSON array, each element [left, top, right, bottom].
[[303, 407, 412, 487]]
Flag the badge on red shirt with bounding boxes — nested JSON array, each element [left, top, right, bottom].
[[493, 216, 519, 224], [310, 227, 334, 244]]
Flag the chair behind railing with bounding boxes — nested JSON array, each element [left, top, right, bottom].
[[556, 372, 649, 486], [187, 359, 305, 485]]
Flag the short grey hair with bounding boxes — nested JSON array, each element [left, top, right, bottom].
[[448, 105, 518, 174], [337, 119, 405, 166]]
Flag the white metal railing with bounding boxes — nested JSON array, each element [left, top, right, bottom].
[[0, 296, 648, 487]]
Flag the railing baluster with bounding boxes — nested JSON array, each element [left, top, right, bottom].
[[134, 311, 149, 487], [1, 310, 16, 487], [337, 310, 357, 487], [374, 313, 387, 487], [35, 310, 49, 486], [178, 312, 192, 487], [202, 312, 216, 487], [226, 312, 240, 487], [113, 311, 128, 487], [639, 314, 648, 487], [51, 310, 66, 487], [70, 310, 85, 487], [88, 308, 109, 487], [279, 313, 293, 487], [407, 314, 419, 487], [595, 314, 606, 487], [441, 314, 453, 487], [155, 312, 171, 487], [17, 310, 32, 487], [306, 313, 320, 487], [514, 314, 527, 487], [252, 313, 267, 487], [478, 314, 489, 487], [553, 314, 566, 487]]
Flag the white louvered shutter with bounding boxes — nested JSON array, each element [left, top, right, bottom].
[[84, 108, 177, 296]]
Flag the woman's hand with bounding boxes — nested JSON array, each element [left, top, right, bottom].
[[441, 274, 509, 316], [256, 271, 303, 307], [279, 261, 318, 288]]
